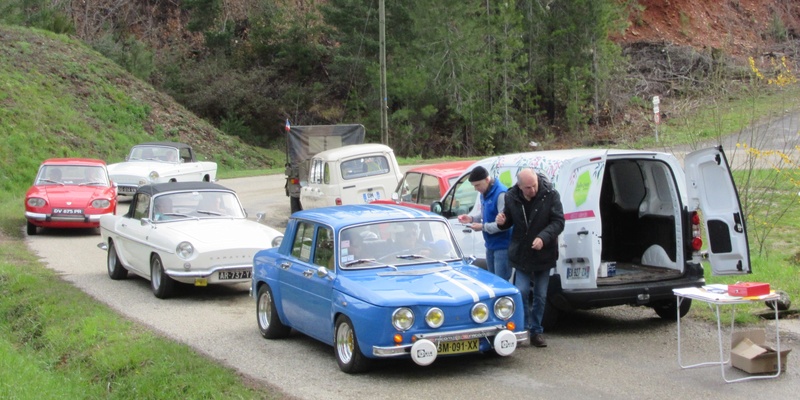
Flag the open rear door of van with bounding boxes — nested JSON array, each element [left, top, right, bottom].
[[556, 150, 607, 289], [684, 147, 751, 276]]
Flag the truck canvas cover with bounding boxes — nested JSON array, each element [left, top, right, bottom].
[[287, 124, 366, 167]]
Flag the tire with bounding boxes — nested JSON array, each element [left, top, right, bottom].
[[107, 241, 128, 280], [541, 299, 561, 331], [653, 298, 692, 320], [290, 196, 302, 214], [26, 221, 37, 236], [334, 315, 370, 374], [256, 284, 291, 339], [150, 254, 175, 299]]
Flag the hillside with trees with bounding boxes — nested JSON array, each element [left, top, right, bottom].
[[2, 0, 799, 158]]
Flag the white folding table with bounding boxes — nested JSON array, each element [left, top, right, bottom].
[[673, 287, 783, 383]]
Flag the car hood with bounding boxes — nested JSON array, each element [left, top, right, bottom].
[[159, 219, 282, 247], [336, 264, 519, 307], [107, 161, 168, 176], [29, 185, 112, 206]]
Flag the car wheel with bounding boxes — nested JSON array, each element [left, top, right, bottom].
[[26, 221, 37, 236], [257, 284, 291, 339], [290, 196, 302, 214], [541, 299, 561, 331], [150, 254, 175, 299], [334, 315, 370, 374], [106, 241, 128, 280], [653, 298, 692, 320]]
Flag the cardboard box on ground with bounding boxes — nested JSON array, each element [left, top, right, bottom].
[[731, 330, 791, 374]]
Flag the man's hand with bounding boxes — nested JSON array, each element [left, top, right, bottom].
[[457, 214, 471, 224], [495, 212, 506, 225], [469, 223, 482, 231], [531, 237, 543, 250]]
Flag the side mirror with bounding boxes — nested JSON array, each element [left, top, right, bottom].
[[431, 201, 443, 214], [316, 266, 331, 279], [391, 192, 400, 202], [140, 218, 153, 226]]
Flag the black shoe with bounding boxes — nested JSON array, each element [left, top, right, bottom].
[[531, 333, 547, 348]]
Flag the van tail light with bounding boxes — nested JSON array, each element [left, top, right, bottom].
[[289, 178, 299, 185], [335, 198, 342, 206], [690, 211, 703, 251]]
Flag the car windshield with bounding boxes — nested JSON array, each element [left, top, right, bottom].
[[129, 145, 179, 162], [339, 220, 460, 269], [36, 165, 108, 186], [151, 191, 246, 222]]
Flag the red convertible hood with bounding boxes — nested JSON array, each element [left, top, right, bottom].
[[42, 186, 110, 206]]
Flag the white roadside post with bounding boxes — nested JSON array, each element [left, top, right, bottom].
[[653, 96, 660, 142]]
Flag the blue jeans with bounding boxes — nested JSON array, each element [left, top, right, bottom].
[[513, 266, 551, 334], [486, 248, 511, 281]]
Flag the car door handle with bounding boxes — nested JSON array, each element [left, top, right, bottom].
[[577, 229, 589, 236], [302, 270, 313, 277], [280, 262, 291, 269], [462, 228, 472, 233]]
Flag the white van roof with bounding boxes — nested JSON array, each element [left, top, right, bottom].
[[313, 143, 395, 161]]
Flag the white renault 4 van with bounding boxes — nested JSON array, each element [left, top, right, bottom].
[[299, 143, 403, 210], [431, 147, 749, 326]]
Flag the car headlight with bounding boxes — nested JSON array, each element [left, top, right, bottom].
[[471, 303, 489, 323], [176, 241, 194, 259], [148, 171, 159, 180], [494, 296, 515, 320], [137, 178, 149, 186], [392, 307, 414, 331], [91, 199, 111, 209], [27, 197, 46, 207], [425, 307, 444, 328], [271, 235, 283, 248]]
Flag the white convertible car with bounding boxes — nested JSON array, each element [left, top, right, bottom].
[[107, 142, 217, 197], [98, 182, 283, 298]]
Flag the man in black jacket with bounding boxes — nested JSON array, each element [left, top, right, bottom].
[[496, 168, 564, 348]]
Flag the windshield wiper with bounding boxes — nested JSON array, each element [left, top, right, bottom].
[[395, 254, 449, 266], [196, 210, 223, 216], [343, 258, 396, 270]]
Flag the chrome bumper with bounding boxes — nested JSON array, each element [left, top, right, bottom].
[[26, 211, 108, 223], [373, 325, 529, 357]]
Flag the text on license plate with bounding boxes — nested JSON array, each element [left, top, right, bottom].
[[52, 208, 83, 215], [566, 266, 590, 279], [119, 186, 137, 193], [218, 269, 252, 280], [362, 191, 382, 203], [437, 339, 479, 355]]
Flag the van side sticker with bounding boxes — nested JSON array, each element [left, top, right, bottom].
[[574, 170, 591, 206]]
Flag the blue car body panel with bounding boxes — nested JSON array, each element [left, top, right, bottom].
[[252, 205, 526, 362]]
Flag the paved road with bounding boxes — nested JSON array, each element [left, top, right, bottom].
[[24, 166, 800, 399]]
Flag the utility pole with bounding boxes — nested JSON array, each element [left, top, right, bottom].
[[379, 0, 388, 145]]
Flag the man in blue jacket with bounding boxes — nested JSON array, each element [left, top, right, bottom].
[[458, 166, 512, 281], [496, 168, 564, 348]]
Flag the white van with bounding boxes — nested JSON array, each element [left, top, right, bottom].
[[299, 144, 403, 210], [431, 147, 750, 326]]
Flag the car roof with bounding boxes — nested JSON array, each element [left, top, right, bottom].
[[42, 158, 107, 166], [291, 204, 446, 230], [407, 160, 475, 178], [134, 141, 192, 150], [312, 143, 394, 160], [135, 181, 233, 196]]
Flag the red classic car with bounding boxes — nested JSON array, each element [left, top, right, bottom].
[[371, 160, 474, 211], [25, 158, 117, 235]]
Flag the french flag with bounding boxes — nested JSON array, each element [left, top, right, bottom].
[[285, 119, 291, 132]]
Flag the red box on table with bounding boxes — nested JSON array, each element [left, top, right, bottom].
[[728, 282, 770, 297]]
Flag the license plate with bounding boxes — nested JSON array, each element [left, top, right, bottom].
[[52, 208, 83, 215], [362, 191, 381, 203], [218, 269, 252, 280], [437, 339, 479, 355], [119, 186, 137, 193], [566, 266, 590, 280]]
